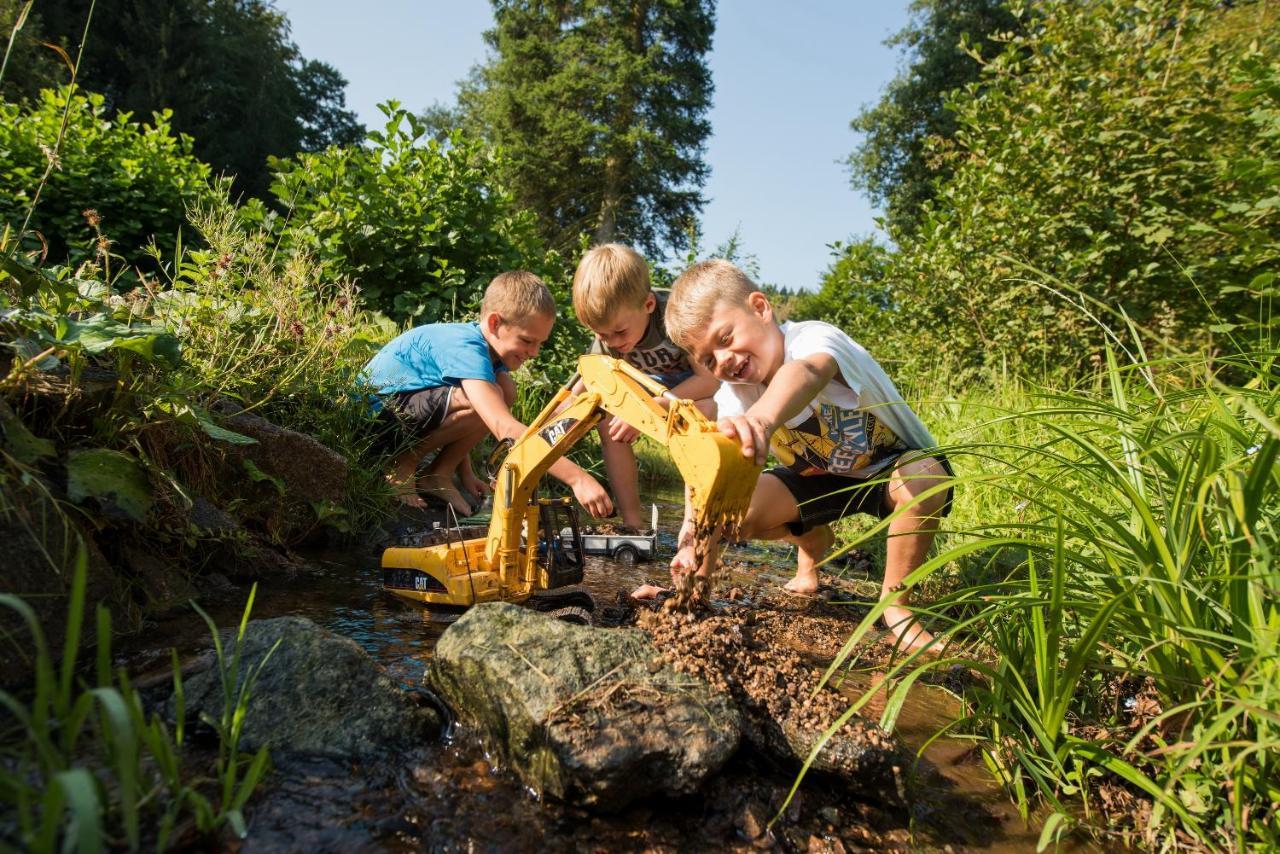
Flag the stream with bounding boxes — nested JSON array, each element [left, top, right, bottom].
[[120, 494, 1064, 852]]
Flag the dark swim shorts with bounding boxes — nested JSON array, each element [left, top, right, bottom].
[[370, 386, 453, 456], [767, 452, 955, 536]]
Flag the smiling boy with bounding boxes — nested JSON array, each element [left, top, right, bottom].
[[571, 244, 719, 529], [640, 259, 954, 651], [363, 270, 613, 519]]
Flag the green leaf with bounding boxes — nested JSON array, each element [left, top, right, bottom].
[[0, 404, 55, 463], [66, 448, 154, 522], [197, 416, 257, 446], [242, 458, 285, 495]]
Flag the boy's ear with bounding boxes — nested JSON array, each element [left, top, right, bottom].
[[747, 291, 772, 321], [644, 292, 657, 314], [482, 311, 501, 334]]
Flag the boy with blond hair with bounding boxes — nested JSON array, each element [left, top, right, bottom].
[[638, 259, 954, 651], [364, 270, 612, 519], [571, 244, 719, 529]]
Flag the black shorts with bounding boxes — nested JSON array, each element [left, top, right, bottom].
[[370, 386, 453, 456], [767, 452, 955, 536]]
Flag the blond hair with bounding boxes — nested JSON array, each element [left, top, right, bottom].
[[664, 259, 758, 350], [481, 270, 555, 322], [571, 244, 651, 329]]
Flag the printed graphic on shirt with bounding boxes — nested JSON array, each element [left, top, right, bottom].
[[772, 404, 907, 478]]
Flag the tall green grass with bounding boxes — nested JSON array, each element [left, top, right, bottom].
[[814, 344, 1278, 850], [0, 545, 275, 851]]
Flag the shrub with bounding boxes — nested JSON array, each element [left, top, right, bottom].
[[0, 86, 214, 268], [880, 0, 1280, 374], [254, 102, 559, 324]]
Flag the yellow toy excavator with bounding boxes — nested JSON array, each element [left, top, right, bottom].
[[381, 354, 762, 616]]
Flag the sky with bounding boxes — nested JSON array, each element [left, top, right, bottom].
[[274, 1, 912, 292]]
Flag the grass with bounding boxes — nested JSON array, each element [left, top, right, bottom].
[[0, 543, 275, 851], [805, 343, 1279, 851]]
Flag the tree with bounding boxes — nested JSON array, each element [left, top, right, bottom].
[[441, 0, 715, 256], [847, 0, 1021, 238], [7, 0, 363, 198], [885, 0, 1280, 373]]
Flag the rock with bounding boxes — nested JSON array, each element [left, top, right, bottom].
[[211, 400, 348, 544], [747, 715, 912, 807], [174, 616, 440, 758], [213, 400, 347, 504], [430, 603, 741, 811]]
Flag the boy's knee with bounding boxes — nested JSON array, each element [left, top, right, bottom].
[[888, 455, 950, 514]]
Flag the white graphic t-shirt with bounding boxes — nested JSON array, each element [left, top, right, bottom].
[[713, 321, 936, 479]]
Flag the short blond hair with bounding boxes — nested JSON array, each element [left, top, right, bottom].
[[664, 259, 758, 350], [571, 244, 651, 329], [481, 270, 555, 322]]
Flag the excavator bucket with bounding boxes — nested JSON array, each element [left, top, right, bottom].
[[666, 414, 763, 536]]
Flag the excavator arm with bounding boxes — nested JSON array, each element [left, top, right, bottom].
[[484, 354, 763, 580]]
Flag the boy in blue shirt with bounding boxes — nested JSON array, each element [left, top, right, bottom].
[[363, 271, 612, 518]]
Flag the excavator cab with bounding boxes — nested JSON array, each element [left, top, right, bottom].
[[535, 496, 585, 588]]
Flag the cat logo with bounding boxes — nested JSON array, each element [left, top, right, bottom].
[[538, 417, 578, 447]]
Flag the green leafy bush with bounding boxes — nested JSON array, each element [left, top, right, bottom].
[[846, 0, 1280, 374], [255, 102, 559, 324], [0, 86, 214, 268]]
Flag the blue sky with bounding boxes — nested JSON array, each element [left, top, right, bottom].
[[275, 1, 911, 291]]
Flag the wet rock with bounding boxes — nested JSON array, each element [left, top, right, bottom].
[[175, 616, 440, 758], [750, 716, 911, 807], [212, 400, 348, 544], [431, 603, 741, 811]]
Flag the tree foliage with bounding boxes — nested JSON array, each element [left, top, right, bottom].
[[847, 0, 1021, 239], [254, 103, 565, 326], [0, 87, 214, 267], [439, 0, 716, 256], [821, 0, 1279, 376], [791, 237, 894, 343], [3, 0, 363, 198]]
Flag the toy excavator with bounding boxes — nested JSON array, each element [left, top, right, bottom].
[[381, 354, 762, 618]]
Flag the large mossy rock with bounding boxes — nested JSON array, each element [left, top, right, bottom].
[[176, 616, 440, 758], [431, 603, 741, 811]]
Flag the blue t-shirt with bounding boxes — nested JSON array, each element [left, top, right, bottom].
[[362, 322, 506, 397]]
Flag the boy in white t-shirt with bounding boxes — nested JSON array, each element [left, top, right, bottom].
[[635, 260, 954, 652]]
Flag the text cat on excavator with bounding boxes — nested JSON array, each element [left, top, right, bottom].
[[381, 354, 762, 610]]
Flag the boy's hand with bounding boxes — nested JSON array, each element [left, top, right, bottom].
[[606, 416, 640, 445], [670, 543, 697, 578], [572, 475, 614, 518], [717, 414, 773, 466]]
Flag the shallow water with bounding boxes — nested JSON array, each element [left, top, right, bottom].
[[122, 494, 1069, 851]]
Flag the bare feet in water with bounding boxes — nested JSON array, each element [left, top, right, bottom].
[[458, 469, 491, 501], [417, 474, 475, 517], [782, 524, 836, 595], [881, 603, 941, 653]]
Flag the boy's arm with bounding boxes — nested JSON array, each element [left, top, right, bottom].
[[666, 372, 719, 403], [720, 353, 839, 465], [461, 377, 614, 517]]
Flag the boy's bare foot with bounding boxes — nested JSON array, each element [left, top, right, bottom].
[[631, 583, 666, 600], [783, 524, 835, 595], [459, 471, 491, 498], [394, 491, 430, 510], [881, 604, 942, 653], [418, 474, 474, 516]]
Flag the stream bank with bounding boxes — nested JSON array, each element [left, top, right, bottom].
[[116, 502, 1056, 852]]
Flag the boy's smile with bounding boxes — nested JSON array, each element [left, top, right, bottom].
[[486, 312, 554, 371], [591, 292, 656, 354], [687, 292, 783, 385]]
